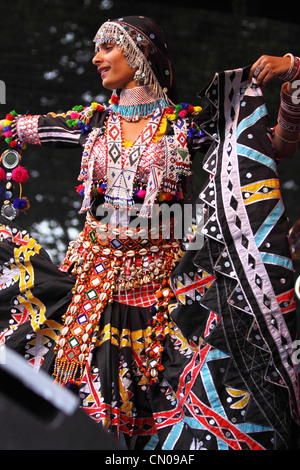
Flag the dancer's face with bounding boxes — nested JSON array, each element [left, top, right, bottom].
[[92, 42, 136, 90]]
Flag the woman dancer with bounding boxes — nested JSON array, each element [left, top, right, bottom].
[[0, 16, 300, 450]]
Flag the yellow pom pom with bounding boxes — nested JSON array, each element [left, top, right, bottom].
[[3, 120, 12, 127], [194, 106, 202, 114], [91, 102, 98, 110], [166, 113, 176, 121]]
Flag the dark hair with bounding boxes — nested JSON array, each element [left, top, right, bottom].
[[112, 16, 178, 103]]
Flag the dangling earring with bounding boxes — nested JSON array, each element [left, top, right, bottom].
[[134, 68, 146, 86]]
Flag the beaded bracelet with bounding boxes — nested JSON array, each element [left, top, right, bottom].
[[0, 110, 30, 220], [278, 83, 300, 133], [279, 53, 300, 82]]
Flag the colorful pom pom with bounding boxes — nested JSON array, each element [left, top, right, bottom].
[[0, 167, 6, 180], [13, 198, 30, 211], [11, 166, 29, 183], [178, 109, 188, 118], [164, 193, 173, 201], [76, 183, 85, 196], [9, 140, 18, 148], [194, 106, 202, 113], [110, 94, 119, 105], [6, 113, 15, 122], [70, 111, 80, 119], [137, 189, 146, 199]]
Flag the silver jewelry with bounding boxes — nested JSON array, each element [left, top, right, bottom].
[[134, 68, 146, 85], [279, 53, 300, 82], [254, 65, 261, 78]]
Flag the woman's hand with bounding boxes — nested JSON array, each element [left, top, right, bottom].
[[0, 119, 5, 141], [249, 55, 300, 158], [249, 55, 292, 88]]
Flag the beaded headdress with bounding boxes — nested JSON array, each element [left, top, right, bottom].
[[93, 16, 178, 104]]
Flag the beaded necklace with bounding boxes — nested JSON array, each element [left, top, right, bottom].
[[111, 85, 168, 122], [104, 104, 165, 212]]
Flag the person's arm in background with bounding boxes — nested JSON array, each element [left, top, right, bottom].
[[249, 54, 300, 159]]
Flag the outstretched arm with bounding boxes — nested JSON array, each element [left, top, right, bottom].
[[0, 104, 106, 150], [0, 119, 6, 141], [249, 54, 300, 159]]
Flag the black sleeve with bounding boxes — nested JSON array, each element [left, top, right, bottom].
[[18, 107, 108, 149], [37, 112, 82, 148]]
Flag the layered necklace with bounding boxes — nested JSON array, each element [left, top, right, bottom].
[[110, 85, 168, 122], [105, 103, 165, 213]]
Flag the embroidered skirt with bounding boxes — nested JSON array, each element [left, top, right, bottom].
[[0, 211, 299, 450], [0, 213, 179, 449]]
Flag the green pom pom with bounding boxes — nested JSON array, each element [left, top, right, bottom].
[[72, 105, 84, 112]]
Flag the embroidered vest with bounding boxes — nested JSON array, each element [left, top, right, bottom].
[[78, 106, 192, 218]]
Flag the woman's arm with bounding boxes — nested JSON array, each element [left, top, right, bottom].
[[0, 107, 96, 150], [16, 113, 83, 149], [0, 111, 82, 149], [0, 119, 6, 141], [249, 54, 300, 159], [272, 81, 300, 159]]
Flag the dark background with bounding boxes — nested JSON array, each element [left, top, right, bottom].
[[0, 0, 300, 264]]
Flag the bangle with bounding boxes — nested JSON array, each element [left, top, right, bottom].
[[279, 53, 300, 82], [274, 126, 299, 144]]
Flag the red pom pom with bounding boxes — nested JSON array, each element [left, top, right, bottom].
[[6, 113, 14, 121], [0, 167, 6, 180], [165, 107, 174, 114], [97, 104, 105, 112], [188, 105, 195, 113], [110, 94, 119, 104], [76, 183, 85, 194], [9, 140, 18, 148], [11, 166, 29, 183]]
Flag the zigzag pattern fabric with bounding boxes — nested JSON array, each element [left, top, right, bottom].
[[151, 67, 300, 450], [0, 67, 299, 450]]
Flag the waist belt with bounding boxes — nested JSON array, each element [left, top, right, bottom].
[[53, 213, 181, 387]]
